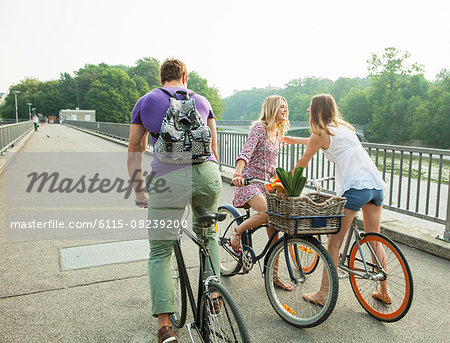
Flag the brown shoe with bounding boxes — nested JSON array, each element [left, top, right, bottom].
[[157, 326, 178, 343]]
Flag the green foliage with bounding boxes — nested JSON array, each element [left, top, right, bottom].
[[0, 58, 223, 125], [188, 71, 224, 119], [339, 88, 372, 125], [276, 167, 307, 197], [222, 87, 280, 120], [84, 66, 139, 123], [127, 57, 160, 90], [411, 79, 450, 148]]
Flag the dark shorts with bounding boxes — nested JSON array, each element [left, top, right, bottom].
[[342, 188, 384, 211]]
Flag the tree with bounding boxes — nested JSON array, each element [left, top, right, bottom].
[[188, 71, 224, 119], [365, 47, 426, 143], [331, 77, 359, 102], [221, 87, 280, 120], [285, 93, 310, 121], [35, 80, 65, 117], [0, 78, 41, 120], [411, 76, 450, 148], [132, 75, 150, 96], [339, 88, 372, 125], [128, 57, 161, 90], [84, 66, 140, 123], [59, 73, 78, 109]]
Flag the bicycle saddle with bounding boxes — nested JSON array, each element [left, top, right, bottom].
[[194, 206, 227, 225]]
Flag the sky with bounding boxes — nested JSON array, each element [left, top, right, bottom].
[[0, 0, 449, 98]]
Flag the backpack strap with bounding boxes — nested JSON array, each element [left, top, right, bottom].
[[158, 87, 196, 100], [158, 87, 176, 98]]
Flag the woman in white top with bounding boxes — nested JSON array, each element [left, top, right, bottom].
[[282, 94, 391, 306]]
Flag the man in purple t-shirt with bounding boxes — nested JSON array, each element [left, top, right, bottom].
[[127, 59, 221, 343]]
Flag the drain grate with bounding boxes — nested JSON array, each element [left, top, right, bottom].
[[59, 239, 149, 271]]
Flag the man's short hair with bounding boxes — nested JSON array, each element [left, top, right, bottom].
[[160, 59, 187, 84]]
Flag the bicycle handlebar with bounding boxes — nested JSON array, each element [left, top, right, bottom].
[[230, 176, 335, 192]]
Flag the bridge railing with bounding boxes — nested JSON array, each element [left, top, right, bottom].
[[64, 121, 450, 240], [0, 121, 33, 155], [218, 131, 450, 239], [64, 120, 131, 140]]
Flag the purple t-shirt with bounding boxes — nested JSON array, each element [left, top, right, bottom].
[[130, 87, 217, 176]]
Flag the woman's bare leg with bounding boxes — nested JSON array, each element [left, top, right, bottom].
[[230, 194, 268, 250], [303, 208, 357, 305], [361, 203, 392, 303]]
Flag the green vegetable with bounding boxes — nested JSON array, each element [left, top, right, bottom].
[[276, 167, 307, 197]]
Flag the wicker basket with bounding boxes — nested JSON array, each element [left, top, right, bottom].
[[266, 192, 346, 234]]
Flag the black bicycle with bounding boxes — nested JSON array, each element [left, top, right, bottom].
[[217, 178, 341, 328], [170, 206, 250, 342]]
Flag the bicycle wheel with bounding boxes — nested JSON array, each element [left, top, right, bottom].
[[265, 236, 339, 328], [217, 206, 242, 276], [289, 235, 320, 274], [199, 281, 250, 342], [169, 241, 187, 328], [348, 232, 413, 322]]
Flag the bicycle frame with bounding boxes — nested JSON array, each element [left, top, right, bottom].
[[176, 226, 219, 335], [219, 208, 278, 266], [220, 208, 318, 284], [337, 220, 388, 280]]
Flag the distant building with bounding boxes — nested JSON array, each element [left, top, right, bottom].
[[59, 109, 96, 122], [0, 92, 6, 105]]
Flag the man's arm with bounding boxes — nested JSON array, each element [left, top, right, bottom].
[[207, 117, 218, 160], [127, 123, 149, 208]]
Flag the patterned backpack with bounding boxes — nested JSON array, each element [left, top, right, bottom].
[[150, 88, 212, 164]]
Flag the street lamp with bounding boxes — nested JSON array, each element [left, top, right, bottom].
[[12, 90, 21, 123], [27, 103, 32, 121]]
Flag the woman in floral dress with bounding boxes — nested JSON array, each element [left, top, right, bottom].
[[231, 95, 292, 290]]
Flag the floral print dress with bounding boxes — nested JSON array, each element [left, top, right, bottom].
[[233, 122, 280, 207]]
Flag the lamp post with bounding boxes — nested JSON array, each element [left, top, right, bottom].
[[27, 103, 32, 121], [12, 90, 21, 123]]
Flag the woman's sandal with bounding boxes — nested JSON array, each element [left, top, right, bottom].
[[229, 229, 242, 254], [273, 276, 294, 291]]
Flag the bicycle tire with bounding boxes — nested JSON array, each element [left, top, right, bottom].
[[265, 236, 339, 328], [348, 232, 413, 322], [199, 281, 250, 342], [217, 206, 242, 276], [169, 241, 187, 328]]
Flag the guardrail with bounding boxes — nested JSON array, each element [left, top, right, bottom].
[[0, 121, 33, 155], [64, 121, 450, 241]]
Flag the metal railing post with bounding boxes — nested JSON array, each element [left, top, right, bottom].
[[437, 169, 450, 242]]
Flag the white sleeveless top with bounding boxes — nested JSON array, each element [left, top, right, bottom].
[[322, 125, 386, 196]]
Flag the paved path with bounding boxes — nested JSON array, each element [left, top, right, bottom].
[[1, 125, 449, 343]]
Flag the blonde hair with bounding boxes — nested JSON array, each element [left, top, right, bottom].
[[309, 94, 354, 136], [252, 95, 290, 142]]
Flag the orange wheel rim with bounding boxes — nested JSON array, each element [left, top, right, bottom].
[[349, 235, 411, 320]]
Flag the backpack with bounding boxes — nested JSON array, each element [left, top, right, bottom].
[[150, 88, 212, 164]]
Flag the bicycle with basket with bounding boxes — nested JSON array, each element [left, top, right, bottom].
[[218, 167, 345, 328]]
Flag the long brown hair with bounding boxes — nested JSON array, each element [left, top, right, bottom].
[[252, 95, 290, 142], [309, 94, 354, 136]]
